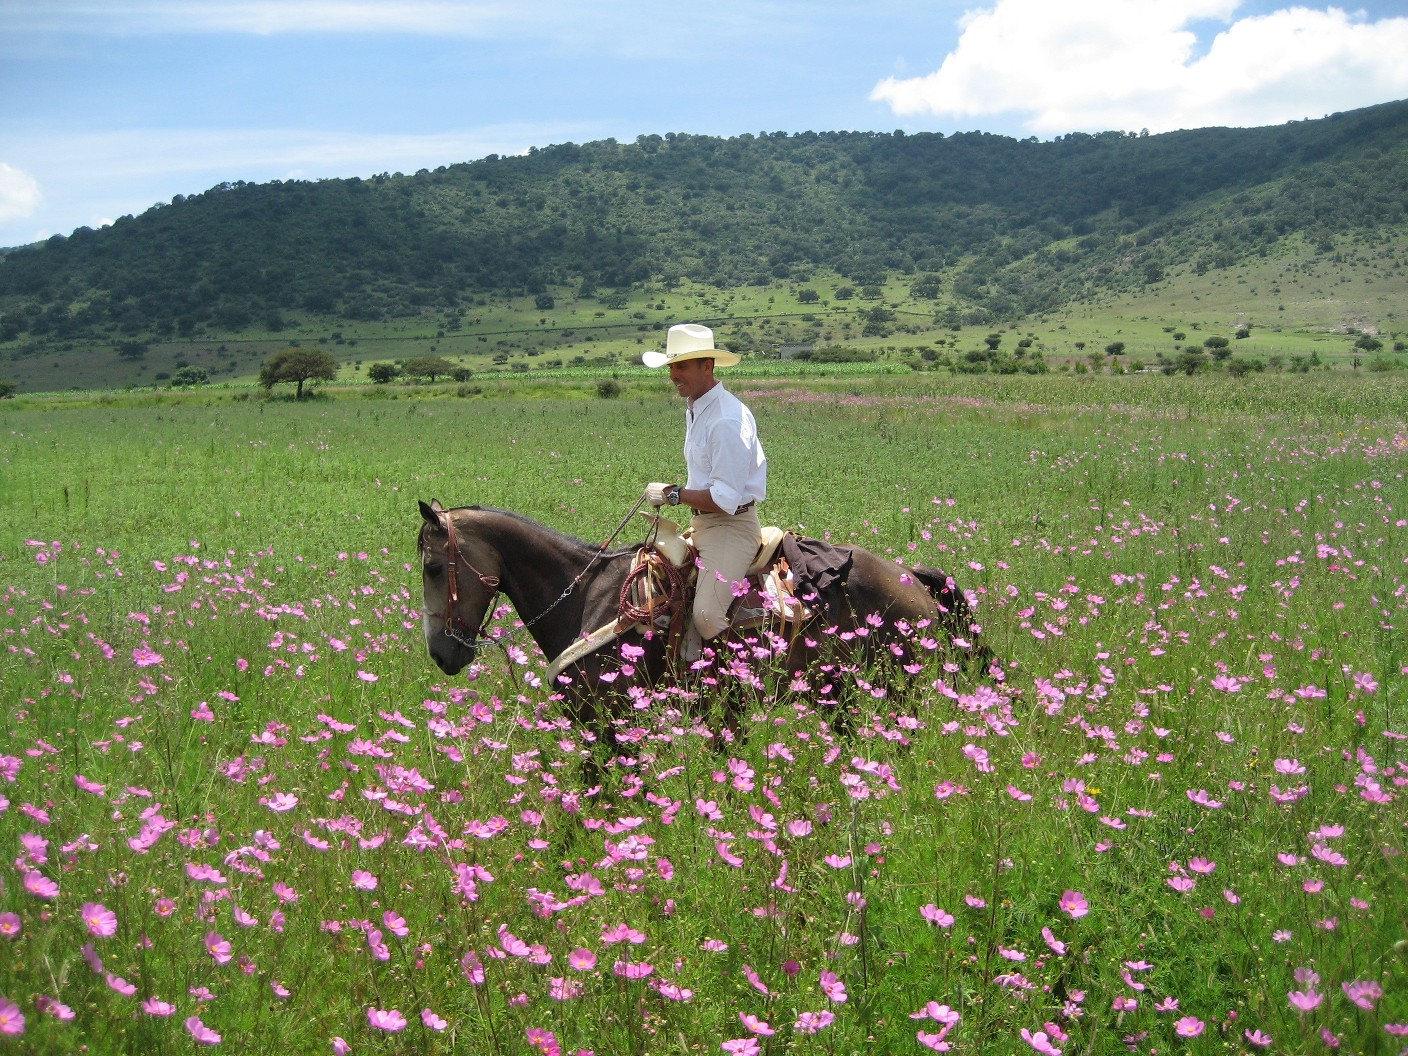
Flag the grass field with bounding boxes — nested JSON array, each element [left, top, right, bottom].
[[1, 371, 1405, 1054]]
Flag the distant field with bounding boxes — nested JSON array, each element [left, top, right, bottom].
[[5, 228, 1405, 396]]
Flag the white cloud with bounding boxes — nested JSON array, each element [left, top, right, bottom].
[[871, 1, 1408, 134], [0, 163, 43, 225]]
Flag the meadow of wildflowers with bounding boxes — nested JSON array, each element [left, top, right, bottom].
[[1, 373, 1404, 1055]]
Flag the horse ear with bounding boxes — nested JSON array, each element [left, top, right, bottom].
[[419, 499, 443, 524]]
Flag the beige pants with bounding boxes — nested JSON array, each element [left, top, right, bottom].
[[690, 507, 763, 640]]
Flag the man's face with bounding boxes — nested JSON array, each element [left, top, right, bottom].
[[668, 358, 714, 401]]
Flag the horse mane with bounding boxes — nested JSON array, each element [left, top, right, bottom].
[[440, 505, 643, 559]]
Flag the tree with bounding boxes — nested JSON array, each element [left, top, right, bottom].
[[0, 381, 17, 399], [1104, 341, 1126, 356], [170, 365, 209, 387], [367, 362, 400, 384], [797, 288, 820, 304], [259, 348, 339, 398], [401, 356, 457, 382]]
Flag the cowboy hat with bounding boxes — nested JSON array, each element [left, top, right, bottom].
[[641, 323, 741, 368]]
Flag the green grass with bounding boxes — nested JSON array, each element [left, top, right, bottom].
[[1, 371, 1405, 1054]]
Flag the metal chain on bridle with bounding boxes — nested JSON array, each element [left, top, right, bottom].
[[433, 496, 651, 654]]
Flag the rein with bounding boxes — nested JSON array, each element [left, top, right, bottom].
[[433, 497, 649, 654]]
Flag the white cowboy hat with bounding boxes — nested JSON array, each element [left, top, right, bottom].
[[641, 323, 741, 368]]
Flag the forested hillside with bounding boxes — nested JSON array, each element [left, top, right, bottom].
[[1, 99, 1405, 382]]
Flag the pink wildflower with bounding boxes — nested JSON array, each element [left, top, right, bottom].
[[1021, 1028, 1062, 1055], [1174, 1016, 1205, 1037], [1288, 989, 1323, 1012], [794, 1010, 834, 1035], [367, 1008, 407, 1032], [0, 999, 23, 1036], [82, 902, 118, 938], [739, 1013, 774, 1035], [185, 1015, 222, 1045], [1058, 890, 1089, 918], [205, 930, 232, 964], [420, 1008, 448, 1031]]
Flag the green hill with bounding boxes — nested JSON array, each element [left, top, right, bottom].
[[2, 100, 1406, 392]]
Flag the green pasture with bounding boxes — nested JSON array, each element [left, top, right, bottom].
[[0, 371, 1405, 1054]]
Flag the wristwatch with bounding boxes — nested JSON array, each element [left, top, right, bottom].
[[666, 486, 682, 506]]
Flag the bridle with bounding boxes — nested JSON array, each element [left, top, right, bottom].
[[437, 511, 502, 649], [426, 498, 649, 652]]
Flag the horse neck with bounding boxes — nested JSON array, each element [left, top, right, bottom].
[[469, 509, 607, 656]]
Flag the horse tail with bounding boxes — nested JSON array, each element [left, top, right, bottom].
[[912, 566, 994, 668]]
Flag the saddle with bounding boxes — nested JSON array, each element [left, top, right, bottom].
[[542, 513, 815, 684]]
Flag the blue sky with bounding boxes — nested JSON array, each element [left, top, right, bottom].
[[2, 0, 1407, 249]]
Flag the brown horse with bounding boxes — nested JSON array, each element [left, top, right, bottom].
[[418, 500, 986, 712]]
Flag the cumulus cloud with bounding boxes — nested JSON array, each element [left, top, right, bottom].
[[871, 1, 1408, 134], [0, 163, 43, 225]]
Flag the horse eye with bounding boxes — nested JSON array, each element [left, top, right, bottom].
[[424, 562, 444, 580]]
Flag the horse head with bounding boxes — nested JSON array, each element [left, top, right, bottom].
[[418, 499, 502, 675]]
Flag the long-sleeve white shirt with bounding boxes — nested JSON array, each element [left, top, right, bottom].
[[684, 382, 767, 515]]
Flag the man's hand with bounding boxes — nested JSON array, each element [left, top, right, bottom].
[[645, 482, 673, 508]]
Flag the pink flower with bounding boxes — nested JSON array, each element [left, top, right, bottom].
[[917, 1028, 954, 1052], [910, 1002, 961, 1025], [23, 871, 58, 900], [367, 1008, 407, 1032], [739, 1013, 774, 1035], [920, 904, 955, 927], [185, 1015, 221, 1045], [35, 995, 74, 1021], [356, 670, 378, 682], [350, 870, 377, 891], [82, 902, 118, 938], [264, 793, 298, 812], [420, 1008, 447, 1031], [721, 1040, 760, 1056], [1341, 980, 1383, 1010], [106, 973, 137, 995], [1243, 1028, 1273, 1048], [1288, 989, 1323, 1012], [205, 931, 232, 964], [794, 1010, 834, 1035], [820, 970, 847, 1002], [331, 1039, 351, 1055], [1021, 1027, 1062, 1055], [133, 645, 164, 667], [0, 913, 20, 939], [0, 998, 24, 1036], [526, 1027, 561, 1054], [1174, 1016, 1205, 1037], [567, 948, 596, 971], [1041, 927, 1066, 955], [1058, 890, 1089, 918], [143, 997, 177, 1017]]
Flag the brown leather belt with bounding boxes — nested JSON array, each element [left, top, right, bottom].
[[692, 501, 755, 516]]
